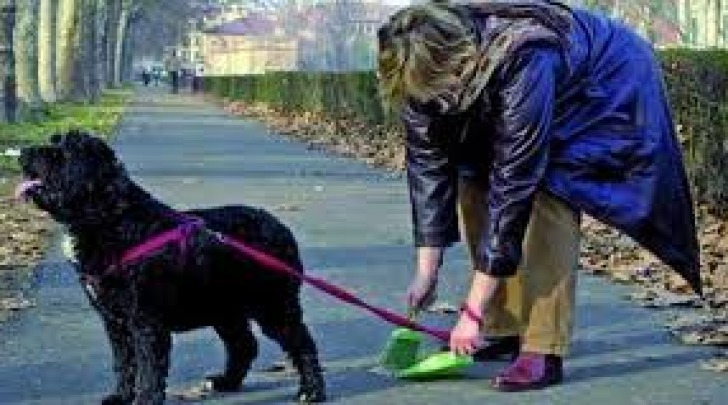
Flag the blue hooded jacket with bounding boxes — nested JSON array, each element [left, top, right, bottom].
[[402, 6, 701, 293]]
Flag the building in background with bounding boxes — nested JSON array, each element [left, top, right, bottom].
[[178, 0, 398, 75], [200, 14, 297, 76]]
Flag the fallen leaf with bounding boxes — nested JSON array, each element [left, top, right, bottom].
[[610, 271, 635, 284]]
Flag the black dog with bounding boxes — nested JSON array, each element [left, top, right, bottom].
[[17, 131, 326, 404]]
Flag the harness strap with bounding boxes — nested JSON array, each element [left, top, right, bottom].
[[119, 220, 203, 268]]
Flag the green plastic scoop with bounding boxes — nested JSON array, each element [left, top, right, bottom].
[[396, 351, 474, 380], [380, 327, 423, 370]]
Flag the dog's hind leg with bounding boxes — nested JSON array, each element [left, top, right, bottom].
[[258, 308, 326, 403], [207, 320, 258, 392]]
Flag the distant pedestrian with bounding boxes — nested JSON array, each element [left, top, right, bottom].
[[141, 66, 152, 87], [165, 51, 182, 94], [152, 67, 162, 86]]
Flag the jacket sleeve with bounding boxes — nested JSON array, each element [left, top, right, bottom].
[[403, 105, 460, 248], [479, 48, 560, 277]]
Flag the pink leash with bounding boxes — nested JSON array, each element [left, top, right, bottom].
[[115, 220, 451, 342], [217, 234, 451, 342]]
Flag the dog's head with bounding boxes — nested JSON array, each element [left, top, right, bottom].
[[16, 130, 129, 225]]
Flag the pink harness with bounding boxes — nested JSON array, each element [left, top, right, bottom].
[[108, 218, 451, 342]]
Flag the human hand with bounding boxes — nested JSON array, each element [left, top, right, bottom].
[[406, 273, 438, 313], [406, 247, 443, 313], [449, 304, 483, 356]]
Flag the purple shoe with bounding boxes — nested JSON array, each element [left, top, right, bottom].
[[492, 352, 563, 392]]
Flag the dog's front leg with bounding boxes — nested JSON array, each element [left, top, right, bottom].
[[82, 283, 137, 405], [130, 313, 171, 405], [100, 315, 137, 405]]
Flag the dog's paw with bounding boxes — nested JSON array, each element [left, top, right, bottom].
[[205, 373, 242, 392], [100, 393, 133, 405], [297, 386, 326, 403]]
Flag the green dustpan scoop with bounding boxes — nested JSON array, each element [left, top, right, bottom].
[[380, 327, 423, 370], [396, 351, 474, 380]]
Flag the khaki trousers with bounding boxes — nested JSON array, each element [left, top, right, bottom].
[[458, 179, 580, 356]]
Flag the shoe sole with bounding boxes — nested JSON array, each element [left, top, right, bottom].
[[491, 376, 563, 392]]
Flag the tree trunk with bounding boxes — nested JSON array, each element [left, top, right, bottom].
[[121, 23, 133, 82], [95, 0, 108, 88], [13, 0, 41, 116], [69, 0, 90, 101], [113, 1, 132, 86], [91, 0, 107, 93], [716, 0, 723, 46], [38, 0, 57, 102], [105, 0, 120, 87], [0, 0, 17, 123], [55, 0, 75, 100], [85, 0, 101, 102]]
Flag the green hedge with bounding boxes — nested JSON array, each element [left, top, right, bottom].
[[205, 71, 387, 123], [660, 49, 728, 212], [205, 49, 728, 214]]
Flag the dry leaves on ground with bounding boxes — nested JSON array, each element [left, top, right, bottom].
[[0, 197, 52, 268], [222, 101, 405, 172], [0, 184, 52, 321], [580, 209, 728, 308], [666, 310, 728, 347]]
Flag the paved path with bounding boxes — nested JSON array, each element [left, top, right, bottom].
[[0, 87, 725, 404]]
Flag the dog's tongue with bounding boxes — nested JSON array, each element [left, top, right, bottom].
[[15, 179, 42, 200]]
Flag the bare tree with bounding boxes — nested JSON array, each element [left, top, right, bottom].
[[55, 0, 77, 100], [69, 0, 94, 101], [0, 0, 16, 122], [112, 0, 134, 86], [39, 0, 58, 102], [105, 0, 121, 86], [715, 0, 724, 45], [14, 0, 41, 115]]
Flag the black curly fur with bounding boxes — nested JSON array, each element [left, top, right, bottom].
[[19, 131, 326, 404]]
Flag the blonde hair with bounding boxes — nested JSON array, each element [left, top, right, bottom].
[[377, 1, 479, 111]]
